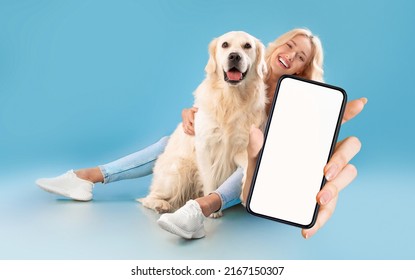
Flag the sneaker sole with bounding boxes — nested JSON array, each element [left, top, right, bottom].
[[36, 182, 92, 202], [157, 217, 205, 239]]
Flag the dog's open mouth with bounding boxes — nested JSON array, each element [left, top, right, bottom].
[[224, 67, 248, 84]]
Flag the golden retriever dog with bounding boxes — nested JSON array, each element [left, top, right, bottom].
[[138, 31, 267, 216]]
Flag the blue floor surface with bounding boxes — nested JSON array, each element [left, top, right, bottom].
[[1, 165, 414, 260]]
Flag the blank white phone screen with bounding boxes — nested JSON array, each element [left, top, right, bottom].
[[248, 77, 345, 227]]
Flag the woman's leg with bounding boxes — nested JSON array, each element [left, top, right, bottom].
[[36, 136, 170, 200], [74, 168, 104, 183], [211, 166, 243, 211], [97, 136, 169, 184], [74, 136, 170, 183], [195, 167, 243, 216]]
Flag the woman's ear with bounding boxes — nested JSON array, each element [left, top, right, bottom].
[[205, 38, 218, 74], [255, 39, 267, 80]]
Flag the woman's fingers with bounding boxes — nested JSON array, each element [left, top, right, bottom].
[[319, 163, 358, 206], [342, 97, 367, 124], [181, 107, 198, 135], [301, 104, 364, 239], [182, 123, 195, 135], [302, 196, 338, 239], [302, 163, 358, 239], [324, 136, 361, 181]]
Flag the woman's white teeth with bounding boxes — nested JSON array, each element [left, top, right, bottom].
[[279, 57, 288, 68]]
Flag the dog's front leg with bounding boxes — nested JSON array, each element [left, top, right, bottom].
[[196, 156, 216, 196]]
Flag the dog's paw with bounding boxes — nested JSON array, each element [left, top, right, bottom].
[[154, 201, 172, 214], [209, 211, 223, 219], [139, 197, 172, 213]]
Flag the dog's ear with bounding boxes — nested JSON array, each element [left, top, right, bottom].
[[255, 39, 267, 80], [205, 37, 218, 75]]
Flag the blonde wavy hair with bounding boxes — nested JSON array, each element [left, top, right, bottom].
[[265, 28, 324, 82]]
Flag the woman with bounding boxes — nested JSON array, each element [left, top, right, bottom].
[[36, 28, 366, 240], [157, 28, 366, 239]]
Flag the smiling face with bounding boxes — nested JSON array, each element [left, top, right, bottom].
[[213, 31, 260, 85], [269, 34, 313, 77]]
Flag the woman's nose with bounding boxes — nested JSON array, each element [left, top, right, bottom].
[[285, 52, 295, 61]]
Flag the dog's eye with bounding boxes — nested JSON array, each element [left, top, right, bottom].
[[244, 43, 252, 49], [222, 42, 229, 48]]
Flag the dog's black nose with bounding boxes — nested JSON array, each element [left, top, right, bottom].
[[228, 52, 241, 62]]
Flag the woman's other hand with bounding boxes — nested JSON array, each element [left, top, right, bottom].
[[181, 107, 198, 135]]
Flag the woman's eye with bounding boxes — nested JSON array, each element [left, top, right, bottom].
[[244, 43, 252, 49], [222, 42, 229, 48], [299, 56, 305, 62], [287, 43, 292, 49]]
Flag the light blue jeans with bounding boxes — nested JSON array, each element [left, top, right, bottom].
[[98, 136, 243, 211]]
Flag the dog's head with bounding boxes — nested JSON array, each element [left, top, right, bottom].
[[205, 31, 267, 86]]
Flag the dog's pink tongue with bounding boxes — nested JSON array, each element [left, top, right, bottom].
[[227, 71, 242, 81]]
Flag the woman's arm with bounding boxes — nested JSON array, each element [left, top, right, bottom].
[[242, 126, 264, 203]]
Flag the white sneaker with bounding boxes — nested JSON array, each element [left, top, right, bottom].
[[157, 200, 206, 239], [35, 170, 94, 201]]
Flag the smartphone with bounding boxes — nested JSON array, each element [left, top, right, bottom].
[[246, 75, 347, 228]]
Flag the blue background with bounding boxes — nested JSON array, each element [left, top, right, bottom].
[[0, 0, 414, 259]]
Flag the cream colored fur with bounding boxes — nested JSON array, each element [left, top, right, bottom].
[[139, 31, 267, 215]]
